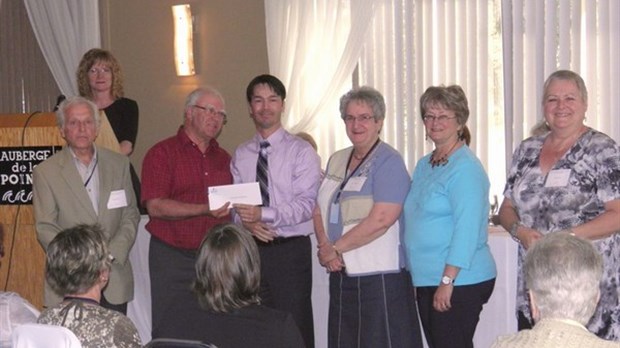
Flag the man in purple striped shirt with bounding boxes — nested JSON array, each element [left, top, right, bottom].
[[231, 74, 321, 348]]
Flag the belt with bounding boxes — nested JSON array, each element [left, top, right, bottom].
[[254, 235, 308, 246]]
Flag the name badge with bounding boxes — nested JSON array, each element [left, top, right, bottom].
[[343, 177, 367, 192], [544, 169, 571, 187], [329, 203, 340, 224], [107, 189, 128, 209]]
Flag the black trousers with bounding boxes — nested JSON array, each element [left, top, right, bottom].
[[256, 235, 314, 348], [416, 278, 495, 348], [149, 236, 197, 339]]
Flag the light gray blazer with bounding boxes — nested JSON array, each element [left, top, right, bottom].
[[33, 146, 139, 306]]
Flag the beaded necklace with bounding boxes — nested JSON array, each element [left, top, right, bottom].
[[429, 140, 461, 167]]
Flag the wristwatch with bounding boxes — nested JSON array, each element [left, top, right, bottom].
[[509, 222, 522, 243], [441, 275, 454, 285]]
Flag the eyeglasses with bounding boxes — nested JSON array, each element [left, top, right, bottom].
[[65, 119, 96, 129], [192, 104, 228, 124], [88, 67, 112, 75], [422, 115, 457, 123], [344, 114, 375, 124]]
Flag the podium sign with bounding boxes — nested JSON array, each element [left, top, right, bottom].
[[0, 146, 62, 205]]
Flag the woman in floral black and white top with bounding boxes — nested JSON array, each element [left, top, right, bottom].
[[499, 70, 620, 341]]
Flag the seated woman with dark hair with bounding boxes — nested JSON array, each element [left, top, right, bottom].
[[158, 223, 305, 347], [37, 224, 141, 348]]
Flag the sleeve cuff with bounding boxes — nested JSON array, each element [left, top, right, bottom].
[[262, 207, 276, 223]]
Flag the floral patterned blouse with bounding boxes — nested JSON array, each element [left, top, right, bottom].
[[38, 299, 142, 348], [504, 128, 620, 341]]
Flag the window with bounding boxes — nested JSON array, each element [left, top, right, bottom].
[[265, 0, 619, 206], [355, 0, 506, 201]]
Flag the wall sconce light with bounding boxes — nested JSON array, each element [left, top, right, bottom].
[[172, 4, 195, 76]]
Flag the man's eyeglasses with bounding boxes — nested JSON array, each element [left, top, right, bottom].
[[192, 104, 228, 124], [422, 115, 457, 123]]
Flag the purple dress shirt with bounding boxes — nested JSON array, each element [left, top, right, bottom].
[[231, 127, 321, 237]]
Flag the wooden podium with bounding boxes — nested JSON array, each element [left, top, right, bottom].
[[0, 112, 120, 309]]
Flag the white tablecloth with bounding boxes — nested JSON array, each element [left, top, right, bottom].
[[128, 217, 517, 347], [474, 226, 518, 347], [127, 216, 152, 343]]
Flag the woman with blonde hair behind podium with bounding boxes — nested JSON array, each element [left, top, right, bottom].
[[76, 48, 143, 213]]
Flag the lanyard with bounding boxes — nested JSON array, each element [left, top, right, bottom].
[[333, 139, 380, 203], [84, 156, 98, 187]]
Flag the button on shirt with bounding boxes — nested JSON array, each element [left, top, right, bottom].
[[231, 127, 321, 237], [142, 127, 233, 249], [71, 147, 100, 215]]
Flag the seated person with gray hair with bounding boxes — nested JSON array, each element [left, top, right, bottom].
[[158, 223, 305, 347], [492, 232, 620, 347], [37, 224, 141, 348]]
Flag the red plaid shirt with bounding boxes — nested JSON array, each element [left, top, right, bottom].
[[141, 127, 232, 249]]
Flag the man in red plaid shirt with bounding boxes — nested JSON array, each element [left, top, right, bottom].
[[141, 87, 232, 339]]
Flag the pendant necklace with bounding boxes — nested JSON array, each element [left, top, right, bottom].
[[430, 140, 460, 167]]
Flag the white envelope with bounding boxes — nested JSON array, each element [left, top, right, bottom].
[[208, 182, 262, 210]]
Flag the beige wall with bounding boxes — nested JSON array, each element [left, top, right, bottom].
[[101, 0, 268, 176]]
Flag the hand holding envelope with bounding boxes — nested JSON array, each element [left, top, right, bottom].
[[208, 202, 231, 219], [208, 182, 276, 241], [208, 182, 262, 209]]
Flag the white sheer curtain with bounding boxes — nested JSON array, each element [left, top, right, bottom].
[[263, 0, 376, 162], [23, 0, 100, 96], [502, 0, 620, 165]]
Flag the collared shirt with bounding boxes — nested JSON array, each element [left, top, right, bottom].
[[231, 127, 321, 237], [491, 318, 618, 348], [70, 146, 100, 215], [142, 127, 232, 250]]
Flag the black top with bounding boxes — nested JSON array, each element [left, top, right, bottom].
[[158, 301, 305, 348], [103, 97, 139, 145], [102, 97, 144, 213]]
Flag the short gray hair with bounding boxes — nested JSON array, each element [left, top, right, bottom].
[[193, 224, 261, 313], [184, 87, 225, 110], [525, 232, 602, 325], [55, 96, 100, 129], [46, 224, 111, 296], [339, 86, 386, 121]]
